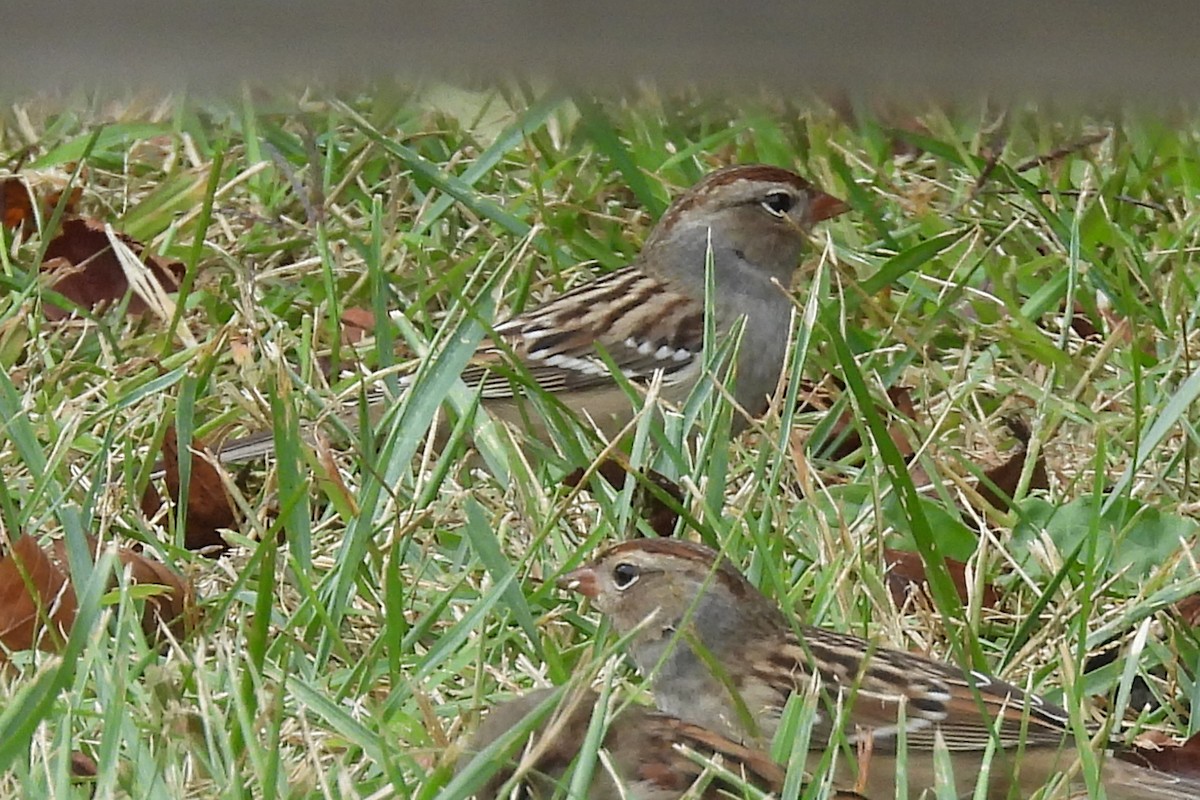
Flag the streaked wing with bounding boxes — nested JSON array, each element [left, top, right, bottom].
[[460, 266, 704, 399], [747, 628, 1071, 754]]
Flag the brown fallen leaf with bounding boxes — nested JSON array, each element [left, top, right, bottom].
[[1, 177, 37, 230], [973, 416, 1049, 513], [1121, 730, 1200, 779], [0, 534, 189, 662], [1065, 300, 1102, 341], [70, 750, 98, 779], [41, 217, 184, 320], [1044, 297, 1140, 349], [1173, 593, 1200, 628], [563, 456, 685, 538], [883, 547, 999, 610], [796, 379, 917, 463], [340, 306, 376, 345], [0, 536, 76, 656], [1, 175, 83, 232], [143, 427, 239, 554], [67, 538, 190, 641], [315, 434, 358, 516]]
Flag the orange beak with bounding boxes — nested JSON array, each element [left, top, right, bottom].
[[809, 190, 850, 223], [556, 566, 599, 598]]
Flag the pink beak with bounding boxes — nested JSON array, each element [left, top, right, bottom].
[[556, 566, 599, 598], [809, 190, 850, 223]]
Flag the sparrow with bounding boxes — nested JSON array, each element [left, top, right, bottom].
[[558, 538, 1200, 800], [214, 164, 846, 464], [457, 686, 868, 799]]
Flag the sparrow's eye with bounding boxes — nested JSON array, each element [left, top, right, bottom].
[[761, 191, 795, 217], [612, 563, 640, 589]]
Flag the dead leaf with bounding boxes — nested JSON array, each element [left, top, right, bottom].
[[1084, 641, 1157, 716], [41, 217, 184, 320], [563, 457, 685, 538], [143, 427, 239, 554], [887, 385, 917, 420], [0, 534, 189, 662], [229, 335, 254, 369], [973, 416, 1049, 513], [1, 177, 37, 230], [1066, 300, 1102, 340], [1174, 593, 1200, 628], [1, 176, 82, 232], [46, 185, 83, 220], [1121, 730, 1200, 779], [1049, 298, 1141, 349], [72, 539, 189, 640], [884, 547, 999, 609], [0, 536, 76, 656], [341, 307, 376, 345], [797, 379, 917, 463], [1098, 301, 1137, 347], [70, 751, 98, 779], [316, 434, 358, 515]]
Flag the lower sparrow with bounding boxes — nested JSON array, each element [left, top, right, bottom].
[[558, 539, 1200, 800], [457, 686, 867, 799]]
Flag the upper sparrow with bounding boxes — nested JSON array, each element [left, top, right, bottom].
[[215, 165, 846, 464], [457, 686, 867, 799], [558, 539, 1200, 800]]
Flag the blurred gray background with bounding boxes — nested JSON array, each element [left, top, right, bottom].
[[3, 1, 1196, 98]]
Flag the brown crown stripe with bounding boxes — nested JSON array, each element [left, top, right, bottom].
[[663, 164, 816, 220], [601, 537, 718, 563], [696, 164, 815, 192]]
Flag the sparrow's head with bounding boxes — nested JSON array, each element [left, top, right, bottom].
[[557, 538, 784, 652], [642, 165, 846, 284]]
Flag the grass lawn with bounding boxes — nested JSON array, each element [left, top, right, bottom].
[[0, 86, 1197, 798]]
